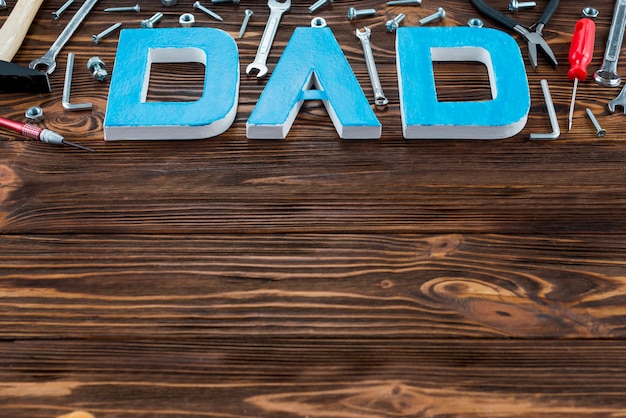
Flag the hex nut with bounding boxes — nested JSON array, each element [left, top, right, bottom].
[[25, 106, 44, 123], [582, 7, 599, 19], [179, 13, 195, 27], [162, 0, 177, 6], [467, 17, 484, 28]]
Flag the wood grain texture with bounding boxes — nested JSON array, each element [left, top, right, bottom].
[[2, 0, 626, 416]]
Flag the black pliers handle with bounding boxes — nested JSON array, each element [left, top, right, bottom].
[[470, 0, 559, 70]]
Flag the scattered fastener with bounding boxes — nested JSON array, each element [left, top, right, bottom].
[[193, 1, 223, 21], [586, 108, 606, 137], [63, 53, 93, 111], [141, 12, 164, 28], [87, 56, 107, 81], [92, 22, 122, 44], [238, 9, 253, 38], [211, 0, 240, 3], [348, 7, 376, 21], [0, 0, 6, 9], [467, 17, 484, 28], [509, 0, 536, 13], [308, 0, 332, 14], [179, 13, 195, 27], [25, 106, 44, 123], [419, 7, 445, 25], [387, 0, 421, 5], [582, 7, 599, 19], [104, 4, 140, 12], [52, 0, 74, 20], [386, 13, 405, 32], [162, 0, 177, 6]]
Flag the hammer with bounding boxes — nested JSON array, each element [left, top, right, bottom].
[[0, 0, 51, 92]]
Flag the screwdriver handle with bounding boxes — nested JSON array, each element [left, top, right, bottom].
[[568, 18, 595, 81]]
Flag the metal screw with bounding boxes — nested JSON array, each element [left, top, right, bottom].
[[51, 0, 74, 20], [238, 9, 253, 38], [582, 7, 599, 19], [211, 0, 240, 3], [419, 7, 445, 25], [509, 0, 536, 13], [25, 106, 44, 123], [104, 4, 140, 12], [92, 22, 122, 44], [586, 108, 606, 137], [141, 12, 163, 28], [387, 0, 421, 5], [193, 1, 223, 21], [386, 13, 405, 32], [308, 0, 332, 14], [347, 7, 376, 21], [87, 56, 108, 81]]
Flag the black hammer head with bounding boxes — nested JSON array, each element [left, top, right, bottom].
[[0, 60, 51, 93]]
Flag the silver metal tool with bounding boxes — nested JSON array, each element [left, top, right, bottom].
[[586, 108, 606, 137], [308, 0, 331, 14], [29, 0, 99, 74], [387, 0, 421, 5], [246, 0, 290, 78], [594, 0, 626, 87], [92, 22, 122, 43], [386, 13, 405, 32], [419, 7, 446, 25], [348, 7, 376, 21], [608, 83, 626, 113], [509, 0, 535, 13], [87, 56, 107, 81], [141, 12, 163, 28], [52, 0, 74, 20], [62, 52, 93, 111], [356, 27, 388, 107], [239, 9, 253, 38], [530, 79, 560, 140], [104, 4, 140, 12], [193, 1, 223, 21]]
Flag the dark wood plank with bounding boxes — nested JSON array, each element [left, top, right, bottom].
[[2, 338, 626, 417], [2, 233, 625, 340]]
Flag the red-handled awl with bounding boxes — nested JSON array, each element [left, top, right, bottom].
[[568, 18, 596, 130]]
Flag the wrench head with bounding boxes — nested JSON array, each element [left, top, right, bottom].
[[355, 26, 371, 39], [268, 0, 290, 12], [608, 99, 626, 114], [29, 57, 56, 75], [246, 62, 269, 78]]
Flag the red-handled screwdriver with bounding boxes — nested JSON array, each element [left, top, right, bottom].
[[568, 18, 596, 131]]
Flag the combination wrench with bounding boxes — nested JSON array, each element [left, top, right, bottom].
[[246, 0, 290, 78], [29, 0, 99, 74], [594, 0, 626, 87], [356, 27, 388, 107]]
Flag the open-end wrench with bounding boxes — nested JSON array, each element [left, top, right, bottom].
[[29, 0, 99, 74], [594, 0, 626, 87], [608, 83, 626, 113], [246, 0, 290, 78], [356, 27, 388, 107]]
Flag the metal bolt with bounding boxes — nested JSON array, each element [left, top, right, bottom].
[[582, 7, 599, 19], [193, 1, 223, 21], [141, 11, 163, 28], [308, 0, 332, 14], [347, 7, 376, 21], [104, 4, 140, 12], [92, 22, 122, 44], [211, 0, 240, 3], [387, 0, 421, 5], [419, 7, 445, 25], [162, 0, 177, 6], [586, 108, 606, 137], [509, 0, 536, 13], [87, 56, 108, 81], [25, 106, 44, 123], [386, 13, 405, 32], [238, 9, 253, 38], [51, 0, 74, 20], [179, 13, 195, 27]]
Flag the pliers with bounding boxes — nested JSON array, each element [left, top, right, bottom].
[[470, 0, 559, 70]]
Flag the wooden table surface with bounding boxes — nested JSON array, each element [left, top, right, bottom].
[[2, 0, 626, 416]]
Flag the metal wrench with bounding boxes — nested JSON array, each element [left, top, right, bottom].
[[356, 27, 388, 107], [29, 0, 99, 74], [246, 0, 290, 78], [594, 0, 626, 87], [608, 83, 626, 113]]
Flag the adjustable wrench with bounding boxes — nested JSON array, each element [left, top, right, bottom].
[[246, 0, 290, 78], [29, 0, 99, 74], [356, 27, 388, 107]]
